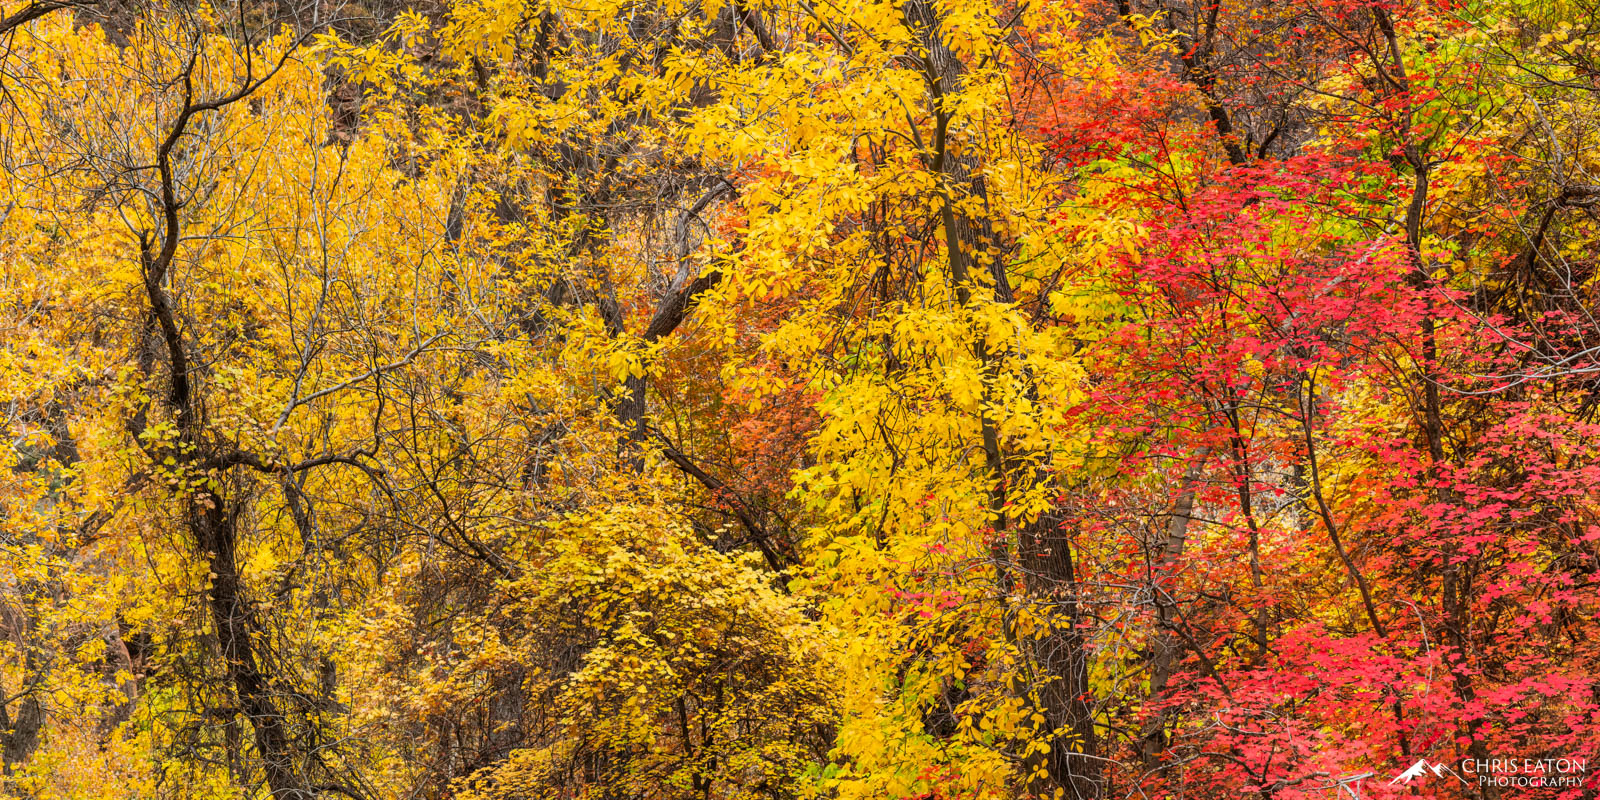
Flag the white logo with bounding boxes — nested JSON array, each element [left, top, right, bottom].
[[1390, 759, 1468, 786]]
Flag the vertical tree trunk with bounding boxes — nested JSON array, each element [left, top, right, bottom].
[[197, 496, 310, 799], [1139, 449, 1209, 770]]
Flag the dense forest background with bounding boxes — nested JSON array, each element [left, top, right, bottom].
[[1, 0, 1598, 796]]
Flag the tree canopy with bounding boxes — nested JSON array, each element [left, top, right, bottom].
[[0, 0, 1597, 797]]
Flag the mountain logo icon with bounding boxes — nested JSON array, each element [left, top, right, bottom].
[[1389, 759, 1468, 786]]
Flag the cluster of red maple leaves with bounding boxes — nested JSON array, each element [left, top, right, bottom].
[[1024, 0, 1600, 794]]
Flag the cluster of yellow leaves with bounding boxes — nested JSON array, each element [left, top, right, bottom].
[[342, 499, 836, 800]]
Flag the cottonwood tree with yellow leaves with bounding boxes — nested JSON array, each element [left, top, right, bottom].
[[1, 0, 1598, 798]]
